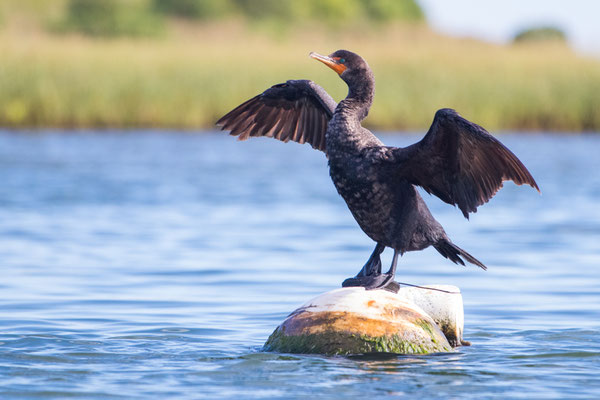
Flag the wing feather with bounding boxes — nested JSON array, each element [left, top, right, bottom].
[[390, 108, 539, 218], [216, 79, 336, 152], [291, 105, 304, 143]]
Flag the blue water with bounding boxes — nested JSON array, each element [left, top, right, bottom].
[[1, 131, 599, 399]]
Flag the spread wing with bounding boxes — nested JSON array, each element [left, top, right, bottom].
[[216, 79, 336, 152], [390, 108, 540, 218]]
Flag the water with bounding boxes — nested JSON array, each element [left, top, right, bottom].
[[0, 131, 599, 399]]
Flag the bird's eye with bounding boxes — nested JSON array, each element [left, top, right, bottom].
[[339, 58, 346, 64]]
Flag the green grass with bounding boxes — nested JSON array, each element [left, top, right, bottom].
[[0, 23, 599, 131]]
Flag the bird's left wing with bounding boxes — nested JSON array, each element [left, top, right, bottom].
[[384, 108, 539, 218], [216, 79, 336, 152]]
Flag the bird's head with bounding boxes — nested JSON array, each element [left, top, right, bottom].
[[310, 50, 373, 89]]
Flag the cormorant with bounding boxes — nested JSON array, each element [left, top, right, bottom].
[[217, 50, 539, 292]]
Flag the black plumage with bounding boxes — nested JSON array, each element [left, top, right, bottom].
[[217, 49, 539, 291], [218, 80, 335, 151]]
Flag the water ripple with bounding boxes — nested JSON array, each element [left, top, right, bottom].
[[0, 132, 599, 399]]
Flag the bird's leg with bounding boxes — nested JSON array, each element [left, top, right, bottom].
[[342, 246, 399, 293], [385, 250, 399, 279], [360, 250, 399, 292], [356, 243, 385, 277]]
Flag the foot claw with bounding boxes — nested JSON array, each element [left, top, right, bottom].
[[342, 275, 400, 293]]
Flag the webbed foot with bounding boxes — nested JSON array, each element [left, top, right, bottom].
[[341, 248, 400, 293], [342, 275, 400, 293]]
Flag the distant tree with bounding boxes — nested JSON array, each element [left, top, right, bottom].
[[359, 0, 424, 22], [152, 0, 235, 20], [58, 0, 164, 37], [152, 0, 424, 25], [229, 0, 298, 20], [513, 26, 567, 44]]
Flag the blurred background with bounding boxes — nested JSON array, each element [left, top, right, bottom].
[[0, 0, 599, 131], [1, 1, 600, 399]]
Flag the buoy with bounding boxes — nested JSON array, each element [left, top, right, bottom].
[[264, 285, 465, 355]]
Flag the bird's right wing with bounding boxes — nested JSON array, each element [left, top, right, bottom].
[[384, 108, 539, 218], [216, 79, 336, 152]]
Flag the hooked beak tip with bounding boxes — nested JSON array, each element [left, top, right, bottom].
[[309, 51, 347, 75]]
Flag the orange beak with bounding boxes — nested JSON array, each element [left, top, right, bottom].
[[310, 52, 347, 75]]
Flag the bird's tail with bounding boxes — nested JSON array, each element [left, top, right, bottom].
[[434, 239, 487, 270]]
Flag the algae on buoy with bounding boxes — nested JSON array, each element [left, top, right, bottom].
[[264, 286, 464, 356]]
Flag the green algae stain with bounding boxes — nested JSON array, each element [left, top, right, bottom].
[[263, 325, 451, 356]]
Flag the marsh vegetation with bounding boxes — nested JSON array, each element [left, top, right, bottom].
[[0, 0, 598, 131]]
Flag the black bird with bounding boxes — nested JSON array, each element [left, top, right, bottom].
[[217, 50, 539, 292]]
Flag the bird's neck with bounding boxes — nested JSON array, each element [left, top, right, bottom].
[[328, 77, 377, 153], [338, 75, 375, 122]]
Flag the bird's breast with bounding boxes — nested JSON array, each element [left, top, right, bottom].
[[329, 154, 397, 242]]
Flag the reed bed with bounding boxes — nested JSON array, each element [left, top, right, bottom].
[[1, 23, 598, 131]]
